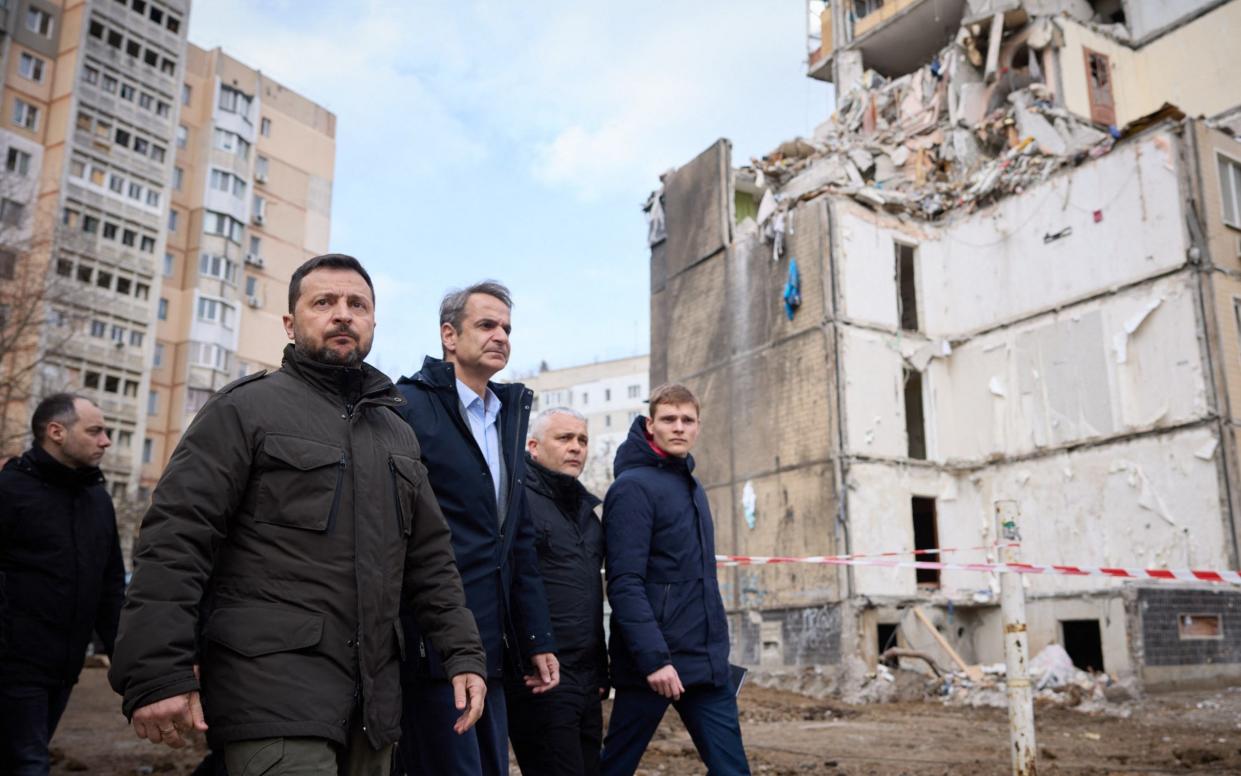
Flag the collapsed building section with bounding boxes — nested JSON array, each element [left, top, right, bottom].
[[650, 0, 1241, 690]]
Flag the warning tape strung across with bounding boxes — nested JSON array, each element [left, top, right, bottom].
[[824, 543, 1019, 561], [715, 553, 1241, 586]]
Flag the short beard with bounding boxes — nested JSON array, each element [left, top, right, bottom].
[[295, 338, 366, 368]]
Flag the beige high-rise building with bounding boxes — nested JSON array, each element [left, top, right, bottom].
[[0, 0, 190, 497], [143, 44, 335, 492]]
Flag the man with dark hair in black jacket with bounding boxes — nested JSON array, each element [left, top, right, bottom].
[[507, 407, 607, 776], [0, 393, 122, 776], [394, 280, 557, 776]]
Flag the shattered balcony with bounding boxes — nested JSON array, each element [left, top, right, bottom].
[[808, 0, 969, 82]]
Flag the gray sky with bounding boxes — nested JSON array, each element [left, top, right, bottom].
[[190, 1, 830, 379]]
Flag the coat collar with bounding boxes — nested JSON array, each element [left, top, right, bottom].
[[525, 453, 600, 513], [280, 344, 401, 405], [7, 445, 105, 489]]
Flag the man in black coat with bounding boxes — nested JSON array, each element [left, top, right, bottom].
[[394, 280, 558, 776], [506, 407, 606, 776], [0, 393, 123, 775], [601, 384, 749, 776]]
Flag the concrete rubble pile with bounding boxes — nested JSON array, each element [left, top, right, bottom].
[[743, 6, 1121, 226]]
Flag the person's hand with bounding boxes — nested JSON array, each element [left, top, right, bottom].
[[131, 691, 207, 748], [451, 672, 487, 734], [523, 652, 560, 694], [646, 664, 684, 700]]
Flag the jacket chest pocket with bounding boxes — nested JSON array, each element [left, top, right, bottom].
[[256, 434, 346, 532], [389, 454, 422, 536]]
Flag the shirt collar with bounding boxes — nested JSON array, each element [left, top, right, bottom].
[[455, 378, 502, 422]]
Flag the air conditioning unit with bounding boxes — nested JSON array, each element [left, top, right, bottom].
[[255, 171, 268, 184], [246, 295, 261, 308], [252, 213, 265, 226], [244, 253, 264, 268]]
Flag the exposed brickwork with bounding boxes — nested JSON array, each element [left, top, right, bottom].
[[1139, 587, 1241, 666]]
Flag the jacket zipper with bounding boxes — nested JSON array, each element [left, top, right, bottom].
[[326, 453, 346, 534], [389, 459, 406, 534]]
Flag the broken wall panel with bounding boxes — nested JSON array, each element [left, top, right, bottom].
[[916, 132, 1188, 336], [834, 203, 935, 330], [664, 139, 732, 278], [927, 273, 1210, 462], [840, 328, 912, 458]]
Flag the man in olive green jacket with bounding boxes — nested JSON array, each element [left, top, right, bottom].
[[109, 255, 486, 775]]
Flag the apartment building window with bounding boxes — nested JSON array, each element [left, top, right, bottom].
[[168, 209, 178, 231], [156, 101, 170, 118], [84, 67, 99, 85], [190, 341, 232, 371], [109, 323, 124, 342], [244, 275, 258, 297], [255, 155, 269, 181], [157, 297, 168, 320], [12, 100, 38, 131], [123, 379, 138, 398], [147, 390, 158, 416], [212, 129, 250, 159], [218, 86, 252, 120], [26, 7, 53, 37], [260, 117, 271, 137], [181, 83, 192, 106], [18, 53, 46, 82], [165, 13, 180, 33], [199, 253, 238, 284], [153, 342, 164, 367], [142, 438, 153, 464], [139, 92, 154, 110], [84, 371, 100, 389], [104, 375, 119, 393], [56, 258, 73, 278], [604, 388, 611, 401], [204, 211, 244, 243], [209, 169, 245, 198], [1220, 153, 1241, 229], [0, 199, 24, 227], [605, 415, 612, 428], [97, 271, 113, 290], [116, 430, 132, 448], [90, 320, 107, 338], [176, 124, 187, 149], [129, 330, 143, 347], [135, 282, 149, 300], [102, 74, 118, 93], [252, 195, 266, 224], [0, 251, 16, 280], [6, 148, 31, 176], [627, 384, 640, 399], [120, 83, 135, 101], [196, 297, 236, 329], [173, 166, 183, 190], [162, 252, 174, 277], [185, 388, 212, 415]]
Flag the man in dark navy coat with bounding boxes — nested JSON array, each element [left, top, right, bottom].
[[394, 280, 558, 776], [601, 384, 750, 776], [0, 394, 123, 775]]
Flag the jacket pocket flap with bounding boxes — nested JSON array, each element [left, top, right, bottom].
[[262, 434, 342, 471], [205, 607, 324, 657], [390, 454, 423, 487]]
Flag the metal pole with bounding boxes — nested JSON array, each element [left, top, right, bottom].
[[996, 500, 1037, 776]]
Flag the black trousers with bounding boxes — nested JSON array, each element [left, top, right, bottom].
[[507, 675, 603, 776]]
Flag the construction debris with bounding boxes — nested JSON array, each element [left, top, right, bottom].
[[742, 12, 1127, 224]]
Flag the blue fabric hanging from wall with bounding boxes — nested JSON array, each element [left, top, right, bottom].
[[783, 257, 801, 321]]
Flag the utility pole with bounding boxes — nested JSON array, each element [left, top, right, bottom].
[[996, 500, 1037, 775]]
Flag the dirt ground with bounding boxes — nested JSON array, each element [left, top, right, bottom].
[[51, 666, 1241, 775]]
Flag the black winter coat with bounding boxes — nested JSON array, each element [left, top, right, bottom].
[[604, 417, 730, 690], [395, 357, 555, 680], [0, 447, 124, 687], [109, 346, 484, 749], [522, 455, 605, 687]]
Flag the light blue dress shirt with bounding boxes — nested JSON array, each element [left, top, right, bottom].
[[456, 379, 503, 505]]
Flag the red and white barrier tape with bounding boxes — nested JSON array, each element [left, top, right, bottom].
[[716, 553, 1241, 585]]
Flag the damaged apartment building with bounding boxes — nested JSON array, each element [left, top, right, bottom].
[[648, 0, 1241, 689]]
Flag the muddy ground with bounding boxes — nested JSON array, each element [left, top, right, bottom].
[[51, 666, 1241, 775]]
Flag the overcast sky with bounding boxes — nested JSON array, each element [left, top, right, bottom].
[[190, 1, 830, 379]]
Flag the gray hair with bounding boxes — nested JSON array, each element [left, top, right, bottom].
[[529, 407, 586, 442], [439, 280, 513, 332]]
